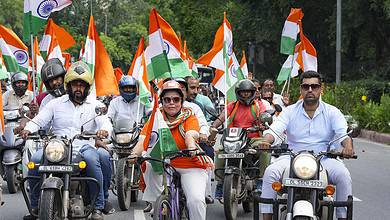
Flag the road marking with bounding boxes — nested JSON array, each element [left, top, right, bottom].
[[353, 196, 362, 202], [134, 209, 147, 220]]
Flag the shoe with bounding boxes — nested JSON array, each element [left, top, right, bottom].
[[23, 208, 38, 220], [214, 183, 223, 199], [90, 209, 104, 220], [205, 195, 214, 204], [103, 200, 115, 215], [143, 201, 153, 213]]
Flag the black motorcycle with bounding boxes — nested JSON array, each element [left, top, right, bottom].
[[22, 107, 106, 220], [254, 129, 357, 220], [110, 120, 141, 211], [0, 109, 26, 193]]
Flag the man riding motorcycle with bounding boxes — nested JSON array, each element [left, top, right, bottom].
[[20, 61, 113, 220], [209, 79, 268, 199], [107, 75, 150, 128], [2, 72, 33, 109], [259, 71, 354, 220], [39, 58, 67, 108]]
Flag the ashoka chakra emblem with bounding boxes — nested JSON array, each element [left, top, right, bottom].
[[37, 0, 58, 19], [14, 50, 28, 65]]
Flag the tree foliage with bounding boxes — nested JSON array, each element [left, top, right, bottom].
[[1, 0, 390, 82]]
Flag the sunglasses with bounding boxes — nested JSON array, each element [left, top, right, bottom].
[[300, 84, 321, 91], [162, 96, 182, 104]]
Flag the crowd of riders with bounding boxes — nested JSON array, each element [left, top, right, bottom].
[[0, 58, 355, 220]]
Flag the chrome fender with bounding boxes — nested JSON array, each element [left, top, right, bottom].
[[293, 200, 315, 218]]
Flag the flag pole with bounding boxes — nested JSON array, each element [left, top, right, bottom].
[[280, 79, 288, 94], [90, 0, 93, 16], [135, 96, 141, 126], [30, 34, 37, 101]]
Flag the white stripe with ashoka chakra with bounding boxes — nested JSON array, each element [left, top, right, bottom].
[[145, 30, 165, 66], [282, 21, 300, 40]]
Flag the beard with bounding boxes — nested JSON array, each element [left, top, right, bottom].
[[303, 93, 319, 105]]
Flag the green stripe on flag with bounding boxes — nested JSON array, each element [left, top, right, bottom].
[[148, 57, 191, 80], [149, 126, 179, 174], [23, 13, 46, 42], [2, 54, 20, 72], [280, 36, 296, 55], [276, 67, 291, 85]]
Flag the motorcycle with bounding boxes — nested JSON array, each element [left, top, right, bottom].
[[0, 108, 26, 193], [110, 119, 141, 211], [21, 107, 106, 220], [254, 120, 358, 220], [214, 112, 271, 220]]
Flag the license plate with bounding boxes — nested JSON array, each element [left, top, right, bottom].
[[283, 178, 326, 189], [38, 165, 73, 173], [218, 153, 245, 159]]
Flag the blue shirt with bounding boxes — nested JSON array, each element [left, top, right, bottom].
[[194, 94, 215, 122], [264, 100, 348, 153]]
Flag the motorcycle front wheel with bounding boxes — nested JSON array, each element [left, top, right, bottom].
[[39, 189, 62, 220], [223, 174, 240, 220], [5, 165, 18, 193], [117, 158, 132, 210]]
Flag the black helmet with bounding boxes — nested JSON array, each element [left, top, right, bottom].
[[41, 58, 66, 97], [11, 72, 28, 97], [235, 79, 256, 105]]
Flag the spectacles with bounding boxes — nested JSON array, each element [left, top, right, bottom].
[[162, 96, 181, 104], [300, 84, 321, 91]]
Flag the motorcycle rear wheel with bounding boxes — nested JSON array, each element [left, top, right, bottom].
[[5, 165, 18, 194], [294, 217, 311, 220], [39, 189, 62, 220], [223, 174, 239, 220]]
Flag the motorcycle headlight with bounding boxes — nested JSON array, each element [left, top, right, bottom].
[[45, 140, 66, 163], [223, 141, 243, 153], [292, 153, 318, 180], [115, 133, 132, 144]]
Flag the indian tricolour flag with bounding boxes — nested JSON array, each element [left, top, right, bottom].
[[0, 50, 9, 80], [39, 19, 75, 59], [240, 50, 249, 78], [23, 0, 72, 41], [280, 8, 303, 55], [82, 16, 119, 97], [198, 12, 235, 95], [0, 25, 29, 73], [143, 93, 179, 174], [226, 52, 245, 102], [128, 37, 151, 106], [145, 8, 191, 80], [47, 33, 65, 64], [277, 32, 317, 84]]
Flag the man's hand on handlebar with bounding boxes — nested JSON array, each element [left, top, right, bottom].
[[20, 130, 30, 140], [341, 146, 355, 158], [127, 152, 139, 164], [96, 129, 108, 139]]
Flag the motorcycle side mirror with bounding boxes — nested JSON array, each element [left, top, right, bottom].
[[347, 126, 359, 138], [260, 112, 273, 125]]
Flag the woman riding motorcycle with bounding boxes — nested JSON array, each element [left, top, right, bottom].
[[130, 80, 212, 220]]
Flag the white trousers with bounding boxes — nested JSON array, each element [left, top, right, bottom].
[[142, 162, 208, 220], [260, 156, 352, 218], [205, 167, 213, 196]]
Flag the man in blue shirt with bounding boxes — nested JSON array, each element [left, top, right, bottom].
[[186, 76, 216, 122], [260, 71, 354, 220]]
